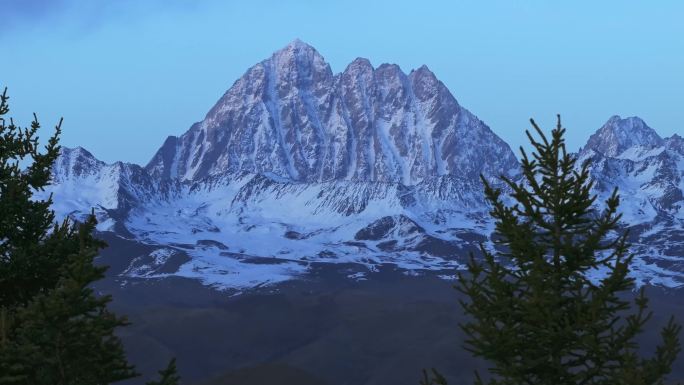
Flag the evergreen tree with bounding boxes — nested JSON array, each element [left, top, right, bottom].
[[442, 116, 680, 384], [146, 359, 181, 385], [0, 215, 137, 384], [420, 368, 448, 385], [0, 88, 65, 309], [0, 89, 179, 384]]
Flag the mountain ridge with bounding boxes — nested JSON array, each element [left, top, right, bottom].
[[40, 40, 684, 291], [144, 40, 519, 185]]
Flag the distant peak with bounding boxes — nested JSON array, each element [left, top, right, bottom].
[[350, 57, 373, 68], [53, 146, 104, 179], [61, 146, 95, 158], [376, 63, 402, 71], [275, 39, 320, 57], [413, 64, 433, 73], [268, 39, 329, 73], [284, 38, 313, 50], [342, 58, 374, 78], [410, 64, 437, 80], [409, 64, 443, 101], [607, 115, 647, 125], [601, 115, 654, 135], [666, 133, 684, 151], [582, 115, 664, 157]]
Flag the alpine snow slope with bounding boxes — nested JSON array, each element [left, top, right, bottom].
[[40, 40, 684, 291]]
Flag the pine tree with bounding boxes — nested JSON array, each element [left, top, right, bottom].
[[0, 88, 65, 310], [0, 89, 180, 384], [0, 216, 137, 384], [447, 116, 680, 384], [146, 359, 181, 385]]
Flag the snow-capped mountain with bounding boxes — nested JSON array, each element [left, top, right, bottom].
[[580, 116, 683, 221], [39, 41, 684, 290], [583, 115, 666, 158], [576, 116, 684, 286], [145, 39, 518, 185], [48, 147, 164, 230]]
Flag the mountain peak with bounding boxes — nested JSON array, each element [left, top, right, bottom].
[[342, 58, 374, 79], [666, 133, 684, 153], [264, 39, 332, 90], [284, 38, 311, 49], [146, 42, 518, 184], [59, 146, 99, 162], [409, 64, 442, 101], [412, 64, 434, 75], [582, 115, 664, 157], [53, 146, 105, 182], [348, 57, 373, 69], [271, 39, 324, 65]]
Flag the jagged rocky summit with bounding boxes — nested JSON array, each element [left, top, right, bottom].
[[39, 40, 684, 291]]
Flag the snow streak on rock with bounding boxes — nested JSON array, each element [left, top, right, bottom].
[[41, 42, 684, 290], [145, 40, 519, 185]]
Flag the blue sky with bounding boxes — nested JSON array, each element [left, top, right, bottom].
[[2, 0, 683, 164]]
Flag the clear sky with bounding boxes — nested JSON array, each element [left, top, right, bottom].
[[2, 0, 683, 165]]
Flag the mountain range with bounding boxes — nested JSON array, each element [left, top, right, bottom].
[[39, 40, 684, 291]]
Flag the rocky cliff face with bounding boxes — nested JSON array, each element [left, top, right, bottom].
[[580, 116, 684, 220], [145, 40, 518, 185], [574, 116, 684, 287], [41, 42, 684, 291], [582, 115, 666, 158]]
